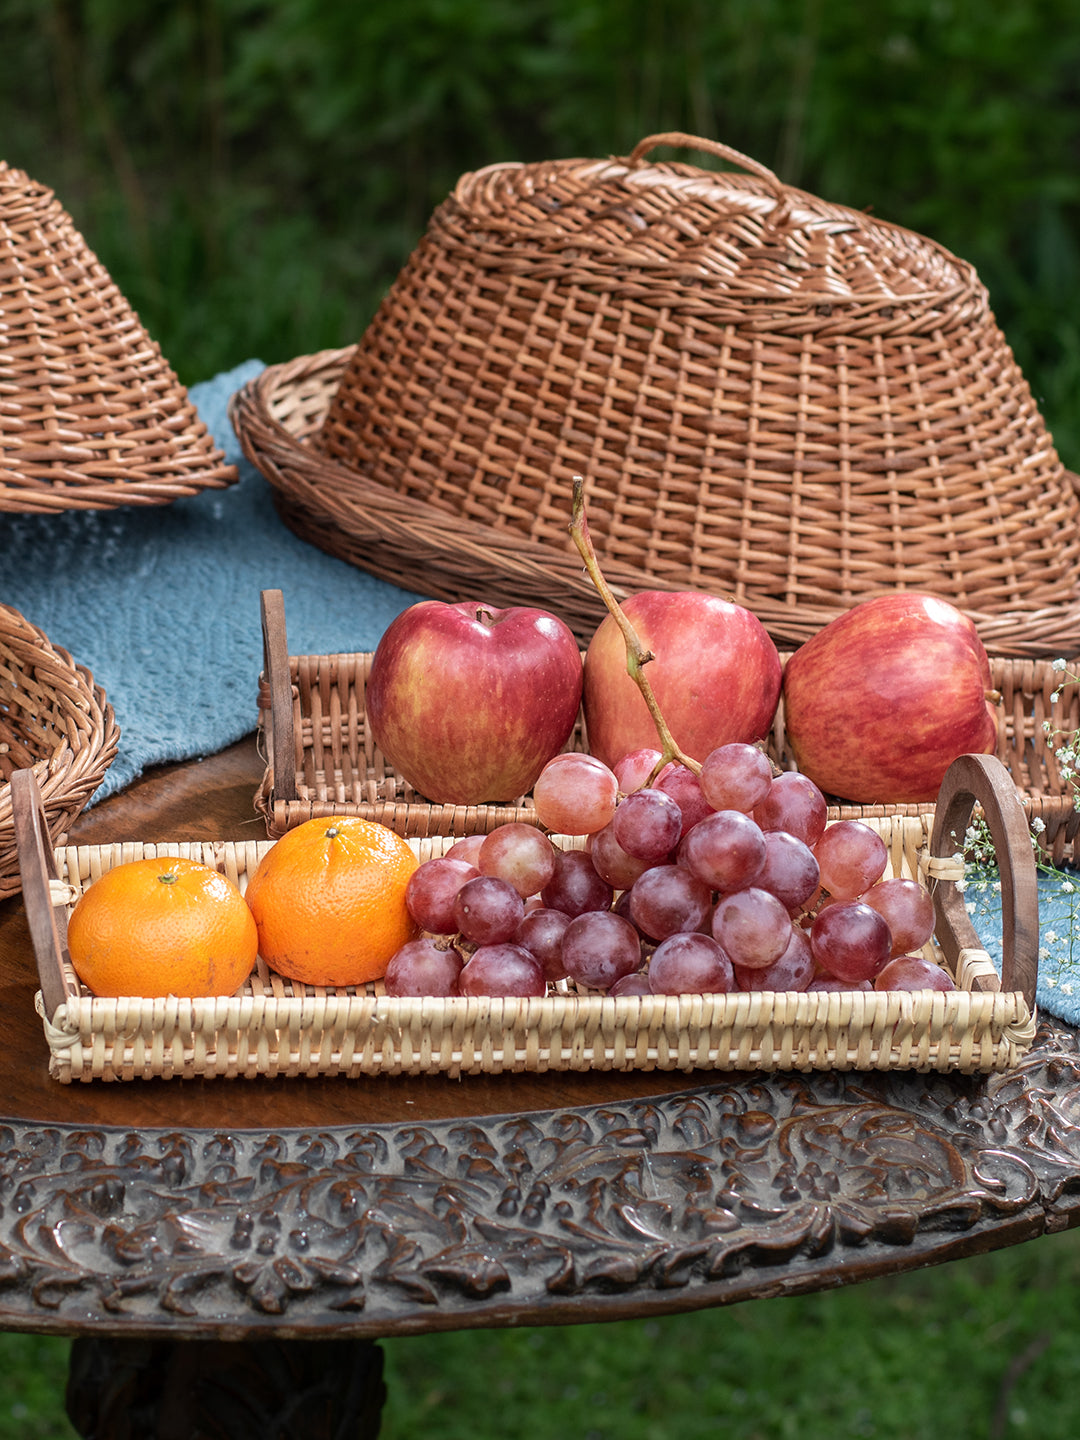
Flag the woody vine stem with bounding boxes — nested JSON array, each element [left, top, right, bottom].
[[569, 475, 701, 776]]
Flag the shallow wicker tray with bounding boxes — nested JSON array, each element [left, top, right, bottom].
[[0, 604, 120, 900], [1, 161, 236, 512], [256, 590, 1080, 867], [11, 755, 1038, 1082], [229, 133, 1080, 658]]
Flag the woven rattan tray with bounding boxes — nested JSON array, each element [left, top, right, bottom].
[[10, 756, 1039, 1081], [0, 604, 119, 900], [255, 590, 1080, 867], [1, 161, 236, 512], [229, 133, 1080, 658]]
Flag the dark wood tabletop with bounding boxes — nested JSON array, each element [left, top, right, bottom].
[[2, 733, 1080, 1358]]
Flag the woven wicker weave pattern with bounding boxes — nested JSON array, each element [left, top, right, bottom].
[[242, 137, 1080, 656], [0, 162, 236, 512], [38, 828, 1033, 1082], [0, 604, 119, 898], [254, 646, 1080, 866]]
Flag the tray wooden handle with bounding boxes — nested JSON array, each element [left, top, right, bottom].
[[10, 767, 77, 1020], [260, 587, 298, 804], [626, 132, 783, 189], [930, 753, 1039, 1008]]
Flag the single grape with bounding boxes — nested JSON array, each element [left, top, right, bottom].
[[648, 932, 735, 995], [452, 874, 525, 946], [814, 820, 888, 899], [612, 787, 683, 863], [711, 887, 793, 969], [532, 753, 619, 835], [861, 878, 936, 957], [613, 747, 663, 793], [734, 926, 814, 992], [609, 970, 653, 997], [628, 864, 713, 941], [654, 763, 716, 836], [515, 906, 573, 982], [874, 955, 956, 992], [699, 742, 774, 813], [540, 848, 615, 918], [479, 823, 557, 898], [445, 834, 486, 867], [459, 943, 546, 997], [681, 810, 766, 893], [755, 830, 820, 914], [561, 910, 643, 990], [810, 901, 892, 983], [588, 821, 651, 890], [754, 771, 827, 846], [383, 937, 464, 996], [405, 856, 479, 933]]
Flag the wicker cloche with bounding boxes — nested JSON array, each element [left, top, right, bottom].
[[232, 134, 1080, 656], [0, 162, 236, 513]]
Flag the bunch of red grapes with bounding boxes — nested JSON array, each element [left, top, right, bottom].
[[383, 743, 955, 1001]]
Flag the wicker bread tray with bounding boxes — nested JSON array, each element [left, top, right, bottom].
[[0, 161, 236, 512], [0, 605, 119, 900], [229, 133, 1080, 657], [255, 591, 1080, 867], [10, 757, 1038, 1082]]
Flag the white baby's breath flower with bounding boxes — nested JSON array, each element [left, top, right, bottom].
[[1063, 982, 1074, 996], [1044, 930, 1059, 945], [1046, 975, 1059, 988], [1032, 816, 1046, 835], [1063, 880, 1075, 894], [955, 878, 967, 894], [966, 900, 978, 914], [1052, 657, 1068, 672]]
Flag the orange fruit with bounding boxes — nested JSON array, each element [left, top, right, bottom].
[[244, 816, 419, 987], [66, 856, 259, 999]]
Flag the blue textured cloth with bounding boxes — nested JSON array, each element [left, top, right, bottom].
[[0, 359, 424, 801], [967, 869, 1080, 1027]]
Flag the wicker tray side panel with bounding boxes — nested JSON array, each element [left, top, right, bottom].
[[34, 819, 1034, 1082]]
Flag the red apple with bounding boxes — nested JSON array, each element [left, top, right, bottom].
[[582, 591, 782, 770], [782, 594, 1000, 804], [366, 600, 583, 804]]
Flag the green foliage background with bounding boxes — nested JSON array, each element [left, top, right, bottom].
[[0, 11, 1079, 1429], [1, 0, 1078, 460]]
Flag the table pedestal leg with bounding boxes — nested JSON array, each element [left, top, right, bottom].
[[64, 1336, 387, 1439]]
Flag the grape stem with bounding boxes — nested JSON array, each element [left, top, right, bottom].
[[569, 476, 702, 777]]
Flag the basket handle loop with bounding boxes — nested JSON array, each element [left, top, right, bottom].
[[626, 132, 783, 189], [10, 767, 76, 1021], [930, 753, 1039, 1008], [260, 588, 298, 804]]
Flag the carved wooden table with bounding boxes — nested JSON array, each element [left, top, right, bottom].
[[2, 735, 1078, 1437]]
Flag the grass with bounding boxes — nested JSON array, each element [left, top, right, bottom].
[[5, 1224, 1080, 1438]]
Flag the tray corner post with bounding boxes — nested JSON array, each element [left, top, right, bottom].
[[260, 588, 298, 805], [10, 767, 77, 1022]]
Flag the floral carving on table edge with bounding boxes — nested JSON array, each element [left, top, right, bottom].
[[0, 1019, 1079, 1334]]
